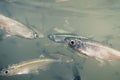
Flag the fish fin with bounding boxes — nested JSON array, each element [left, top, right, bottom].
[[101, 40, 113, 48], [0, 34, 11, 41], [0, 34, 13, 41], [39, 53, 60, 59], [87, 35, 95, 39], [96, 58, 106, 66], [48, 53, 73, 63], [4, 34, 12, 38], [33, 70, 39, 75], [39, 54, 45, 58]]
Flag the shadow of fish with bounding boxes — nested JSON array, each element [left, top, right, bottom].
[[72, 65, 81, 80]]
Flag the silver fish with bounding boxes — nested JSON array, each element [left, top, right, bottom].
[[66, 37, 120, 62], [0, 58, 60, 76], [0, 14, 40, 39], [48, 33, 87, 43], [48, 33, 120, 62]]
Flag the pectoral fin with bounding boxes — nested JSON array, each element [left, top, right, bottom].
[[3, 34, 12, 39], [0, 34, 12, 41], [95, 58, 106, 66]]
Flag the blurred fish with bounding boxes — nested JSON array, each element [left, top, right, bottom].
[[0, 53, 74, 76], [48, 33, 87, 43], [0, 58, 61, 76], [66, 37, 120, 63], [48, 33, 120, 63], [0, 14, 40, 39]]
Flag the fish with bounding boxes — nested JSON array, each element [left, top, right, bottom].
[[48, 33, 120, 62], [0, 14, 41, 39], [0, 58, 60, 76], [48, 33, 87, 43]]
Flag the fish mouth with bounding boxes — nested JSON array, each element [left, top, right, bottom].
[[33, 32, 39, 39], [48, 34, 55, 41], [32, 31, 44, 39]]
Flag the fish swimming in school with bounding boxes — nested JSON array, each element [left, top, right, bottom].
[[0, 14, 43, 39], [48, 33, 120, 63], [0, 58, 61, 76]]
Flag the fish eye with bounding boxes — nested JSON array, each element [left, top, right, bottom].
[[69, 40, 76, 46], [5, 70, 8, 74]]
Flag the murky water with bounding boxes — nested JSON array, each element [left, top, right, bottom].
[[0, 0, 120, 80]]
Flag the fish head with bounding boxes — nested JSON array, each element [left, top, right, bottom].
[[27, 26, 44, 39], [22, 31, 38, 39], [64, 37, 87, 55], [48, 34, 65, 43], [0, 67, 16, 76], [0, 66, 28, 76], [64, 37, 82, 49], [22, 31, 36, 39], [48, 33, 88, 49], [20, 30, 44, 39]]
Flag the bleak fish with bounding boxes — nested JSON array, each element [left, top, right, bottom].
[[0, 14, 40, 39], [48, 33, 120, 62], [66, 37, 120, 62], [48, 33, 87, 43], [0, 58, 60, 76]]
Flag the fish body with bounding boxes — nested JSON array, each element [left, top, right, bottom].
[[0, 14, 39, 39], [48, 33, 120, 62], [0, 58, 59, 76]]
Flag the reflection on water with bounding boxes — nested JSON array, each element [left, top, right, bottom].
[[0, 0, 120, 80]]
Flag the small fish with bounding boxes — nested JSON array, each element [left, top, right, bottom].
[[48, 33, 120, 62], [66, 37, 120, 63], [48, 33, 87, 43], [0, 14, 40, 39], [0, 58, 60, 76]]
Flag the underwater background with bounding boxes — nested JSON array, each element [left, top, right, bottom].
[[0, 0, 120, 80]]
